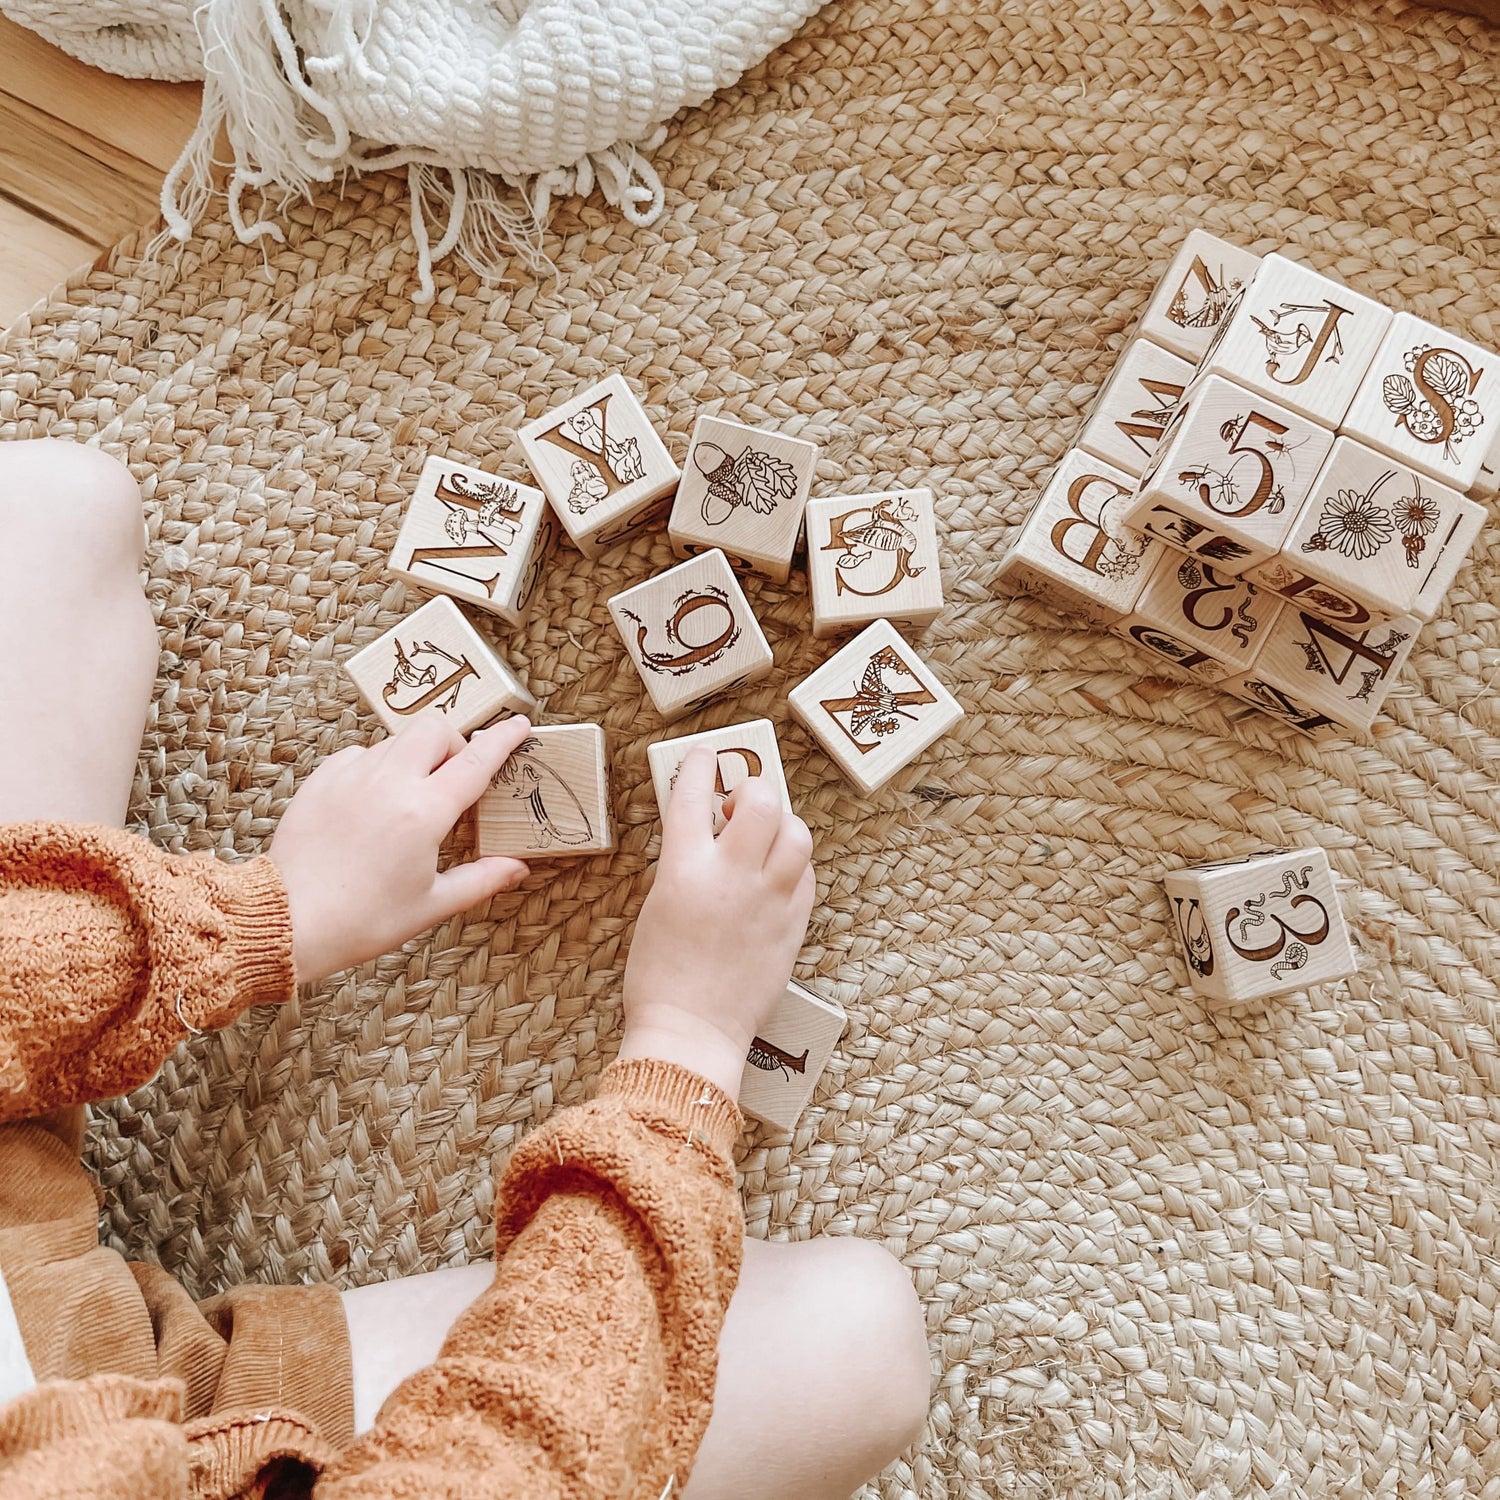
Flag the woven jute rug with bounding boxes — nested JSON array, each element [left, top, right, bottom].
[[3, 0, 1498, 1492]]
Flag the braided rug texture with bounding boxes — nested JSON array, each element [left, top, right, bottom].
[[3, 0, 1499, 1493]]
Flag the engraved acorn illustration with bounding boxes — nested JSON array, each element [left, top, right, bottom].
[[693, 440, 797, 527]]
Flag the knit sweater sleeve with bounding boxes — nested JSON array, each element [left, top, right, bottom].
[[0, 822, 295, 1122], [319, 1057, 745, 1500]]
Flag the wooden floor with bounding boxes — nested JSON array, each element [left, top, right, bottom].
[[0, 15, 200, 329]]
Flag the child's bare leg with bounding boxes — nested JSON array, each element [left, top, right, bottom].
[[0, 439, 157, 826], [343, 1236, 930, 1499]]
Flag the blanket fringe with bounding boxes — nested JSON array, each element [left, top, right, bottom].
[[153, 0, 669, 302]]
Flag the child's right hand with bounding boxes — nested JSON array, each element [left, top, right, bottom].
[[618, 747, 816, 1098]]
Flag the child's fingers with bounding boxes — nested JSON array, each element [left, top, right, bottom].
[[763, 811, 814, 889], [663, 746, 719, 855], [428, 855, 530, 919], [383, 710, 467, 775], [429, 715, 533, 817], [718, 776, 783, 865]]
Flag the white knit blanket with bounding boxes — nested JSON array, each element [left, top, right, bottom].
[[3, 0, 823, 297]]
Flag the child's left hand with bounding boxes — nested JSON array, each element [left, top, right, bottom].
[[269, 713, 533, 985]]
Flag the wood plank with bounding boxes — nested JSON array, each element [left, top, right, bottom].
[[0, 195, 95, 329], [0, 16, 200, 175], [0, 88, 163, 242]]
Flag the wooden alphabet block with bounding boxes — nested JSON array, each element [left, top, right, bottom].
[[806, 488, 944, 638], [738, 979, 847, 1130], [666, 415, 818, 581], [994, 449, 1163, 627], [1340, 311, 1500, 491], [1244, 438, 1486, 627], [386, 455, 556, 626], [1194, 253, 1392, 430], [1111, 551, 1282, 683], [1163, 847, 1356, 1004], [474, 723, 615, 859], [647, 718, 792, 830], [1120, 375, 1336, 574], [1469, 424, 1500, 499], [788, 619, 964, 795], [1218, 675, 1346, 741], [606, 549, 773, 722], [1135, 230, 1262, 364], [516, 374, 680, 559], [344, 594, 537, 737], [1076, 338, 1195, 478], [1224, 606, 1422, 736]]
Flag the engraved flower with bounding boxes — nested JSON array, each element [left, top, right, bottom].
[[1301, 486, 1393, 561], [1392, 484, 1441, 569]]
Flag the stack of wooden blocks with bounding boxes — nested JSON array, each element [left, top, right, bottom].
[[344, 378, 964, 1128], [997, 232, 1494, 740]]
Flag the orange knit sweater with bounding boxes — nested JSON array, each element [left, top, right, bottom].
[[0, 822, 744, 1500]]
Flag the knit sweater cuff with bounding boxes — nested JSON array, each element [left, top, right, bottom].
[[596, 1058, 743, 1159], [217, 856, 297, 1016]]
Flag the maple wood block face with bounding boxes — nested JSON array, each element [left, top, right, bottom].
[[1111, 551, 1282, 683], [1136, 230, 1262, 364], [994, 449, 1162, 627], [738, 979, 848, 1130], [1195, 253, 1391, 430], [344, 594, 537, 737], [387, 455, 556, 626], [475, 723, 615, 859], [1226, 607, 1421, 736], [1163, 846, 1356, 1004], [1076, 338, 1195, 478], [516, 373, 680, 559], [1219, 675, 1347, 741], [607, 549, 773, 722], [1245, 438, 1485, 627], [666, 415, 819, 581], [788, 619, 963, 795], [1470, 424, 1500, 499], [806, 488, 944, 638], [647, 718, 791, 831], [1340, 312, 1500, 491], [1121, 375, 1336, 574]]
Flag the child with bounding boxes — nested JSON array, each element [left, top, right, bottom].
[[0, 438, 930, 1500]]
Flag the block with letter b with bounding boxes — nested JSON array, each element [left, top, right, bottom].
[[1120, 375, 1336, 574], [1340, 311, 1500, 491], [1111, 550, 1281, 682], [516, 374, 680, 559], [647, 717, 792, 830], [344, 594, 537, 737], [1076, 337, 1194, 478], [806, 487, 944, 638], [1135, 230, 1262, 364], [1193, 253, 1392, 429], [1244, 438, 1485, 627], [387, 455, 556, 626], [994, 449, 1162, 627], [607, 550, 773, 722], [739, 980, 848, 1130], [1164, 847, 1356, 1004], [475, 722, 615, 859]]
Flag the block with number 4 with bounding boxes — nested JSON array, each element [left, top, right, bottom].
[[1121, 375, 1336, 573], [739, 980, 848, 1130], [788, 619, 963, 795], [344, 595, 537, 737], [516, 374, 680, 558], [1111, 551, 1281, 683], [1076, 338, 1194, 478], [807, 488, 944, 638], [475, 723, 615, 858], [667, 415, 819, 581], [1135, 230, 1262, 364], [1245, 438, 1486, 627], [607, 550, 773, 721], [995, 449, 1162, 627], [387, 456, 556, 626], [647, 718, 792, 831], [1164, 847, 1356, 1004]]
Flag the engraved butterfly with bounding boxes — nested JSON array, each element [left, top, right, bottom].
[[847, 646, 924, 739]]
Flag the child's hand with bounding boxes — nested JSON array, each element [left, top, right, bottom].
[[269, 714, 534, 985], [618, 747, 816, 1097]]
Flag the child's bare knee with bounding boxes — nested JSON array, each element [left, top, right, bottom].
[[845, 1240, 932, 1452], [0, 439, 145, 573]]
